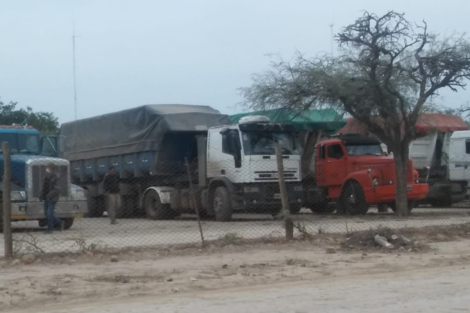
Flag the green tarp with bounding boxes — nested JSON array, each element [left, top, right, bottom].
[[230, 108, 345, 133]]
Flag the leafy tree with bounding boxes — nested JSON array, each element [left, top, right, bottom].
[[240, 11, 470, 216], [0, 99, 59, 134]]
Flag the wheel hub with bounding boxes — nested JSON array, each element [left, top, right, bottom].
[[348, 194, 356, 204], [214, 196, 222, 213]]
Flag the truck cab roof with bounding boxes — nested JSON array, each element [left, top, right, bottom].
[[211, 123, 297, 133], [0, 127, 39, 134], [451, 130, 470, 139]]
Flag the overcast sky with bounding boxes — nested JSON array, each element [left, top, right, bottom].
[[1, 0, 469, 124]]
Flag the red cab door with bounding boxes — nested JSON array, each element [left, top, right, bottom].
[[317, 143, 347, 187]]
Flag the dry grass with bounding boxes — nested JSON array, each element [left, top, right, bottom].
[[4, 223, 470, 265]]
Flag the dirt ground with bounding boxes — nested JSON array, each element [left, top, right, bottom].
[[3, 224, 470, 313]]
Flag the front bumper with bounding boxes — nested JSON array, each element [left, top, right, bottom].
[[364, 183, 429, 204], [238, 184, 304, 210], [10, 200, 88, 220]]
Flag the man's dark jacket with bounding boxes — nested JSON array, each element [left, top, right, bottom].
[[103, 173, 120, 194], [40, 173, 61, 203]]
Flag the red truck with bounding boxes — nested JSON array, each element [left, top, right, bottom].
[[304, 134, 429, 214]]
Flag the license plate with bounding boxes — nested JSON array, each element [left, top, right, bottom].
[[274, 193, 282, 199], [407, 186, 413, 191]]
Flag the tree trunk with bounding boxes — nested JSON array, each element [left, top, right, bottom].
[[392, 143, 410, 217]]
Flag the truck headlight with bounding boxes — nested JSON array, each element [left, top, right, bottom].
[[71, 189, 87, 200], [10, 191, 26, 201], [244, 186, 259, 193], [372, 178, 380, 187]]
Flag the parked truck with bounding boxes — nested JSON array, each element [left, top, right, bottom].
[[339, 113, 469, 207], [46, 105, 304, 221], [230, 110, 429, 214], [305, 134, 429, 214], [446, 130, 470, 202], [0, 124, 88, 231]]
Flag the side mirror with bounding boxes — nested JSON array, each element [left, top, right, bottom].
[[425, 166, 431, 183], [234, 154, 241, 168], [233, 134, 242, 168], [219, 128, 230, 135], [58, 135, 66, 157]]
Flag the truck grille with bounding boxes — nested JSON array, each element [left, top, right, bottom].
[[32, 165, 69, 198]]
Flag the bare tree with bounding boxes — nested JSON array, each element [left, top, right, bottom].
[[240, 11, 470, 216]]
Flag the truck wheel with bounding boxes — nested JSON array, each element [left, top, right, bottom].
[[390, 201, 415, 214], [340, 182, 369, 215], [63, 218, 74, 230], [144, 190, 177, 220], [213, 187, 233, 222]]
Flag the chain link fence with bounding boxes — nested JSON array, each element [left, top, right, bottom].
[[2, 153, 470, 257]]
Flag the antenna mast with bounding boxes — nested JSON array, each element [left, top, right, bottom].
[[330, 24, 334, 56], [72, 23, 78, 120]]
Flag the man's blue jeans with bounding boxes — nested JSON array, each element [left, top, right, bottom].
[[44, 202, 63, 230]]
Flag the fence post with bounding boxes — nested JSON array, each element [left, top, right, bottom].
[[2, 142, 13, 258], [274, 141, 294, 240], [185, 158, 205, 247]]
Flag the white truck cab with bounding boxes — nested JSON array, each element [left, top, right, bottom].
[[201, 116, 304, 219], [410, 131, 467, 206], [449, 130, 470, 182]]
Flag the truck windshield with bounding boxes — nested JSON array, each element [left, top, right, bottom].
[[346, 144, 383, 156], [242, 132, 299, 155], [0, 133, 40, 154]]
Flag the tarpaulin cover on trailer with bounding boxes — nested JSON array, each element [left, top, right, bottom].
[[60, 104, 231, 161], [230, 108, 346, 133], [337, 113, 469, 136]]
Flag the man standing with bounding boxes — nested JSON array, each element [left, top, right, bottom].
[[40, 163, 64, 233], [103, 167, 120, 225]]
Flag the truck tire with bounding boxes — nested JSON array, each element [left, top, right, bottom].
[[144, 190, 177, 220], [340, 182, 369, 215], [213, 187, 233, 222], [63, 218, 74, 230]]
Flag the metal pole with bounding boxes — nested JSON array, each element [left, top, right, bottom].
[[2, 142, 13, 258]]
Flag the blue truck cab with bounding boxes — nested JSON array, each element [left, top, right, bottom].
[[0, 125, 88, 231]]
